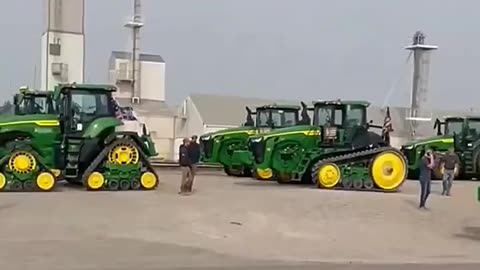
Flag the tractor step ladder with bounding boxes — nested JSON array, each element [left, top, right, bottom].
[[64, 137, 82, 179], [464, 149, 474, 173]]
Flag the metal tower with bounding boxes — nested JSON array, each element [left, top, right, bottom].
[[41, 0, 85, 91], [124, 0, 144, 104], [405, 31, 438, 139]]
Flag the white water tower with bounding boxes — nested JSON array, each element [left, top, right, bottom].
[[41, 0, 85, 91]]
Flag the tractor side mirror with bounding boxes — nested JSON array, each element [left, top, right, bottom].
[[433, 118, 443, 136], [142, 124, 148, 136]]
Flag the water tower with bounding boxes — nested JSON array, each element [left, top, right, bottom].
[[41, 0, 85, 91]]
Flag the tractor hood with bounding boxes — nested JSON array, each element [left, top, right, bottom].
[[401, 135, 453, 149], [250, 125, 318, 140], [200, 126, 256, 140], [0, 114, 59, 128]]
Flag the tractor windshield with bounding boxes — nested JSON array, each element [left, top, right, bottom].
[[16, 95, 55, 115], [256, 109, 298, 128], [313, 104, 366, 127], [444, 120, 463, 135], [70, 90, 115, 123]]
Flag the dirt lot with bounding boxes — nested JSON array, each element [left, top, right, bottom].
[[0, 170, 479, 269]]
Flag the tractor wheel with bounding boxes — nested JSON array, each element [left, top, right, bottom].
[[314, 162, 341, 189], [140, 172, 158, 190], [23, 180, 35, 191], [35, 172, 55, 192], [85, 172, 105, 191], [342, 178, 353, 189], [363, 178, 374, 189], [353, 178, 363, 189], [119, 180, 130, 190], [11, 180, 22, 191], [369, 149, 407, 191], [131, 180, 141, 190], [0, 173, 6, 191], [107, 180, 119, 191]]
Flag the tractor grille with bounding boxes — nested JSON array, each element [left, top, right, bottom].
[[249, 140, 266, 164], [200, 139, 213, 159]]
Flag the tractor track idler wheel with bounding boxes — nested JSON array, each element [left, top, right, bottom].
[[11, 180, 23, 192], [108, 180, 119, 191], [23, 180, 35, 191], [342, 178, 353, 189], [353, 178, 363, 189], [119, 180, 130, 190], [131, 180, 141, 190], [364, 179, 374, 190]]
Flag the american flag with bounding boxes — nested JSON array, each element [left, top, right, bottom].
[[382, 107, 393, 144]]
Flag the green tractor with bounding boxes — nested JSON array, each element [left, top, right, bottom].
[[199, 103, 311, 176], [0, 83, 158, 192], [400, 116, 480, 179], [449, 116, 480, 180], [249, 100, 407, 191]]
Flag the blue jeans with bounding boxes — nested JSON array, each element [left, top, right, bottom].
[[419, 177, 431, 208]]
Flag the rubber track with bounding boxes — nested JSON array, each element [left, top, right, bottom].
[[311, 146, 407, 193], [80, 138, 159, 191]]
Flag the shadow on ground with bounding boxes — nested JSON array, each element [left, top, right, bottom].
[[454, 226, 480, 242]]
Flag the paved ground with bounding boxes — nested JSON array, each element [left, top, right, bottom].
[[0, 169, 479, 269]]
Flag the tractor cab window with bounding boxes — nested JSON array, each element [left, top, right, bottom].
[[314, 105, 343, 126], [70, 90, 115, 124], [256, 109, 298, 128], [445, 120, 463, 135], [345, 105, 366, 127], [466, 120, 480, 138], [16, 96, 53, 115]]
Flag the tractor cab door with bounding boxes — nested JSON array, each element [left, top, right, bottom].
[[60, 89, 116, 137]]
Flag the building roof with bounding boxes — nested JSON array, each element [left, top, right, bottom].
[[109, 51, 165, 69], [115, 97, 175, 117], [189, 94, 304, 127], [188, 93, 474, 138]]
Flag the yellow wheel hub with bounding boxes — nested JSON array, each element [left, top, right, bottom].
[[140, 172, 158, 189], [9, 151, 36, 173], [0, 173, 6, 190], [370, 150, 406, 190], [36, 172, 55, 191], [86, 172, 105, 190], [256, 168, 273, 180], [317, 163, 341, 188], [108, 142, 139, 165]]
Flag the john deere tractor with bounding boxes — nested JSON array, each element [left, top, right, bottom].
[[249, 100, 407, 192], [400, 116, 480, 179], [199, 103, 310, 176], [0, 83, 158, 192]]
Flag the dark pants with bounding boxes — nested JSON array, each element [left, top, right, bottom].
[[419, 177, 431, 208]]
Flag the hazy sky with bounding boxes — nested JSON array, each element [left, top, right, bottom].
[[1, 0, 479, 110]]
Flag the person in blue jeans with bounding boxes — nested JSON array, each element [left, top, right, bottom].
[[419, 149, 435, 209]]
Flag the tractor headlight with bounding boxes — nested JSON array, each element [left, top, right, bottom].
[[468, 143, 473, 147], [403, 145, 413, 150], [251, 137, 263, 143], [201, 136, 211, 141]]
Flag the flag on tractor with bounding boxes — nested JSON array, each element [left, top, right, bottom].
[[382, 107, 393, 144]]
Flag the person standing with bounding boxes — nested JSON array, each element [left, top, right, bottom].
[[178, 138, 192, 195], [440, 147, 460, 196], [419, 149, 435, 209], [186, 135, 201, 192]]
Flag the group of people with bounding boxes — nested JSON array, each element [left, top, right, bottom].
[[178, 135, 201, 195], [418, 147, 460, 209]]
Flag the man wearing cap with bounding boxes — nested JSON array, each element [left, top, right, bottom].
[[419, 149, 435, 209], [178, 138, 192, 195]]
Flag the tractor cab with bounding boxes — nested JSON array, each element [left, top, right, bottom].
[[439, 116, 480, 152], [55, 84, 118, 136], [14, 86, 56, 115], [243, 103, 310, 132], [313, 100, 386, 149]]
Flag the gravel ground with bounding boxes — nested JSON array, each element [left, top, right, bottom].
[[0, 170, 479, 269]]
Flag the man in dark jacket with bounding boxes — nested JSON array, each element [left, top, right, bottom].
[[179, 138, 192, 194], [419, 149, 434, 209], [186, 135, 201, 192]]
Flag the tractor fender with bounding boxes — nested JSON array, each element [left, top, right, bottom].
[[104, 131, 150, 154]]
